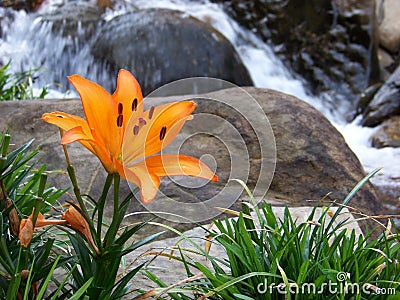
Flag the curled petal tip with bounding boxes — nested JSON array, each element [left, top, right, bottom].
[[212, 174, 218, 182]]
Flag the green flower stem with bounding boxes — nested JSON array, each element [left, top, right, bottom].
[[66, 165, 88, 217], [32, 173, 47, 226], [95, 173, 113, 245], [0, 134, 10, 171], [1, 133, 10, 157], [113, 174, 120, 221], [102, 174, 121, 247]]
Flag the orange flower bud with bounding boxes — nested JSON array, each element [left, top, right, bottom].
[[19, 218, 34, 248], [62, 205, 99, 255], [5, 198, 19, 236], [18, 211, 67, 247]]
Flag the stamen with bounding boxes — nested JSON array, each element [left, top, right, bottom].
[[132, 98, 138, 111], [133, 125, 139, 135], [118, 103, 123, 115], [139, 118, 147, 126], [149, 106, 155, 119], [159, 126, 167, 140], [116, 115, 123, 127]]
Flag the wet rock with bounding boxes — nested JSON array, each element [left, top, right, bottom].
[[362, 65, 400, 126], [355, 82, 382, 118], [38, 1, 102, 39], [377, 0, 400, 53], [0, 0, 43, 11], [91, 9, 253, 95], [0, 88, 383, 234], [377, 48, 396, 81], [371, 116, 400, 148], [211, 0, 380, 108]]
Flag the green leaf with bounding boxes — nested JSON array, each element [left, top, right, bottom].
[[109, 263, 145, 300], [69, 277, 94, 300], [36, 255, 61, 300], [50, 265, 77, 300]]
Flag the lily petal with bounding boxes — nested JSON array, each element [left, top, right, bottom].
[[42, 111, 98, 152], [143, 154, 218, 182], [123, 163, 161, 204], [123, 154, 217, 204], [112, 69, 144, 130], [123, 101, 196, 163], [62, 126, 95, 150], [42, 111, 92, 136], [68, 74, 118, 157]]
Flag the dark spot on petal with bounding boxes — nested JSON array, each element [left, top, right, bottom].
[[132, 98, 138, 111], [159, 126, 167, 140], [118, 103, 123, 115], [133, 125, 139, 135], [57, 115, 64, 118], [149, 106, 155, 119], [117, 115, 123, 127]]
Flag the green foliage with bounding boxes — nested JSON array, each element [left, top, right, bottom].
[[63, 169, 163, 300], [144, 173, 400, 299], [0, 133, 69, 299], [0, 61, 48, 100], [0, 133, 161, 299]]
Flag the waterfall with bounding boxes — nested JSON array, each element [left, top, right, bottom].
[[1, 0, 399, 203]]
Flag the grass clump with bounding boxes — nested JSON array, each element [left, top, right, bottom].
[[141, 173, 399, 299], [0, 133, 69, 299], [0, 61, 48, 100]]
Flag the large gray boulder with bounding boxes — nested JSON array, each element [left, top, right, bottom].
[[0, 88, 383, 233], [91, 9, 253, 95]]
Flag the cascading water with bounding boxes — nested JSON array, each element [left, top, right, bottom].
[[1, 0, 399, 214]]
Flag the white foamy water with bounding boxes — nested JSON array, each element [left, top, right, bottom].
[[0, 0, 399, 194], [335, 118, 400, 190]]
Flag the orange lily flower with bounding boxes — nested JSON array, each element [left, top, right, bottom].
[[62, 205, 99, 255], [42, 70, 217, 203], [19, 211, 67, 247]]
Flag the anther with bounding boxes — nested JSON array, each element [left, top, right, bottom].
[[132, 98, 138, 111], [139, 118, 147, 126], [116, 115, 123, 127], [118, 103, 123, 115], [133, 125, 139, 135], [159, 126, 167, 140], [149, 106, 155, 119]]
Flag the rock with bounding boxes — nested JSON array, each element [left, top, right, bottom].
[[91, 9, 253, 95], [0, 88, 383, 235], [371, 116, 400, 148], [245, 88, 382, 219], [0, 0, 42, 11], [362, 65, 400, 126], [211, 0, 380, 108], [355, 82, 382, 117], [39, 1, 102, 39], [377, 48, 396, 81], [377, 0, 400, 53]]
